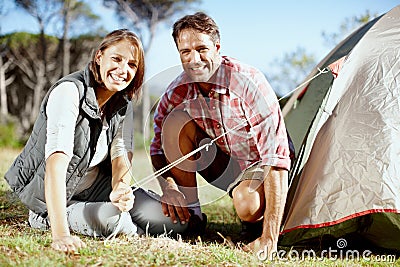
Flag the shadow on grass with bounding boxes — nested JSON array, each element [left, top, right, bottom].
[[0, 187, 244, 245], [182, 219, 261, 249], [204, 221, 242, 242], [0, 190, 30, 240], [0, 190, 27, 222], [2, 186, 399, 265]]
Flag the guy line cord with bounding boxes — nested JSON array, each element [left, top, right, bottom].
[[129, 67, 329, 189], [105, 67, 329, 244]]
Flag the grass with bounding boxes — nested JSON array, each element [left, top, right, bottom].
[[0, 147, 398, 266]]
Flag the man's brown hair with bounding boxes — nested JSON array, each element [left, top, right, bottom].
[[172, 12, 220, 45]]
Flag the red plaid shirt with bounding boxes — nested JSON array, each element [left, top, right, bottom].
[[151, 56, 293, 171]]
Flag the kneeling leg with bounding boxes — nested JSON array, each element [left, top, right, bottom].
[[66, 202, 138, 237]]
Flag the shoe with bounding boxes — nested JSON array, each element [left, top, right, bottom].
[[239, 220, 263, 241], [183, 210, 207, 237]]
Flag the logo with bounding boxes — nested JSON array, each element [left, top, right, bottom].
[[256, 238, 396, 263]]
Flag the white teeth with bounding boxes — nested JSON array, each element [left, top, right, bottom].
[[110, 73, 125, 82], [191, 65, 205, 71]]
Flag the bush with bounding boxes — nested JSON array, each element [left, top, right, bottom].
[[134, 130, 152, 150], [0, 122, 23, 148]]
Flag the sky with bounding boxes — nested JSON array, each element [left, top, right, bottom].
[[1, 0, 399, 95]]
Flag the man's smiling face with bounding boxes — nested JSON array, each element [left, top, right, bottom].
[[177, 29, 221, 83]]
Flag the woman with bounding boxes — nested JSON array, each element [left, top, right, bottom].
[[5, 29, 187, 253]]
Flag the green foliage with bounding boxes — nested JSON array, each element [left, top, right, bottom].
[[134, 130, 152, 150], [104, 0, 202, 25], [269, 9, 378, 99], [1, 31, 58, 49], [102, 0, 202, 51], [269, 46, 316, 98], [0, 122, 23, 148], [322, 10, 379, 49]]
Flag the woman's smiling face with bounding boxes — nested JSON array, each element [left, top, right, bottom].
[[95, 40, 139, 92]]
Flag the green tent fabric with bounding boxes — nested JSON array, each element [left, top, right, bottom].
[[282, 14, 381, 155], [280, 5, 400, 253]]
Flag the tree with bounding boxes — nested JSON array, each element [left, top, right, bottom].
[[322, 11, 376, 48], [10, 0, 99, 132], [13, 0, 63, 129], [16, 0, 100, 78], [59, 0, 99, 76], [1, 33, 100, 136], [0, 1, 14, 122], [104, 0, 201, 52], [268, 47, 316, 98], [69, 34, 103, 72], [3, 33, 60, 131], [103, 0, 201, 140], [270, 10, 378, 100], [15, 0, 62, 77], [0, 44, 15, 123]]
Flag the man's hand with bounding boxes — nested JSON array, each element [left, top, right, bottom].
[[110, 181, 135, 212], [243, 233, 277, 260], [51, 235, 86, 253], [160, 177, 191, 224], [243, 166, 287, 258]]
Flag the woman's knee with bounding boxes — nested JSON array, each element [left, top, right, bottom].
[[232, 180, 265, 222], [67, 202, 137, 237], [130, 188, 188, 235]]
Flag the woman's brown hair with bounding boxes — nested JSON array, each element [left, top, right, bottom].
[[89, 29, 145, 100]]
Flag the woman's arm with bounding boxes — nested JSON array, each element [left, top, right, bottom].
[[45, 152, 86, 252], [111, 152, 133, 187], [109, 101, 135, 211], [110, 152, 135, 212], [45, 82, 85, 252]]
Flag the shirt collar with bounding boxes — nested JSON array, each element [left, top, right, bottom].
[[213, 59, 229, 94], [197, 56, 232, 95], [179, 56, 232, 98]]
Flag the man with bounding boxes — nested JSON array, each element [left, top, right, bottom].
[[150, 12, 293, 255]]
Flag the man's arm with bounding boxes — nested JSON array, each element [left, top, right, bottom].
[[151, 154, 191, 224], [246, 166, 288, 257]]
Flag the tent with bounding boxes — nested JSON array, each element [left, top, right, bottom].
[[280, 5, 400, 252]]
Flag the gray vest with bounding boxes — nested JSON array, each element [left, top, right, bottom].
[[5, 66, 129, 217]]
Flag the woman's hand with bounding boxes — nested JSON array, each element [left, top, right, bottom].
[[45, 153, 86, 253], [51, 235, 86, 253], [110, 181, 135, 212]]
